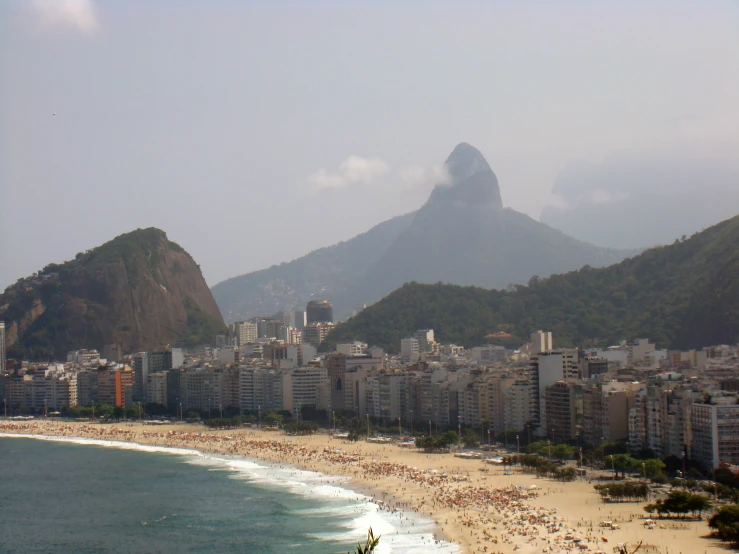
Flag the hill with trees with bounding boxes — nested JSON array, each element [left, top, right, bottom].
[[322, 214, 739, 352], [0, 228, 226, 360]]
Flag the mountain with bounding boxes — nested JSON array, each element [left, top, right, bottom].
[[331, 143, 632, 312], [211, 212, 416, 322], [0, 228, 226, 360], [323, 214, 739, 352], [540, 154, 739, 249], [213, 143, 633, 322]]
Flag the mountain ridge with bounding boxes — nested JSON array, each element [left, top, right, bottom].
[[322, 213, 739, 352]]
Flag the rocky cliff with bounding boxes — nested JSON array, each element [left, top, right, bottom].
[[0, 228, 226, 360]]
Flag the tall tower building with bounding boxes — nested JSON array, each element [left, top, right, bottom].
[[530, 330, 553, 355], [306, 300, 333, 324], [0, 321, 6, 374]]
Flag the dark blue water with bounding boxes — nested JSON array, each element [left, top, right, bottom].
[[0, 436, 455, 554]]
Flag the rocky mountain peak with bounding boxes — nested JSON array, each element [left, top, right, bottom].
[[426, 142, 503, 209]]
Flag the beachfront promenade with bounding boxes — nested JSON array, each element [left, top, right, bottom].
[[0, 421, 723, 554]]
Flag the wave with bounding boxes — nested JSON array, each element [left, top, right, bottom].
[[0, 433, 459, 553]]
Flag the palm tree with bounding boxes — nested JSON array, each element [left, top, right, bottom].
[[351, 528, 380, 553]]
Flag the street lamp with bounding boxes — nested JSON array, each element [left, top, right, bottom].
[[516, 434, 520, 456], [428, 420, 432, 437], [600, 436, 605, 469]]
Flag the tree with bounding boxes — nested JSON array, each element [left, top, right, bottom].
[[462, 430, 478, 448], [647, 490, 711, 519], [686, 494, 712, 517], [552, 443, 574, 462], [709, 505, 739, 544], [644, 459, 666, 479]]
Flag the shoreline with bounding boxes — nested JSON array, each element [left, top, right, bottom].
[[0, 427, 457, 553], [0, 421, 725, 554]]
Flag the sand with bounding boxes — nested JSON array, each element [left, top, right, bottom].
[[0, 420, 724, 554]]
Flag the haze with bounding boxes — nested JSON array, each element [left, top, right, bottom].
[[1, 0, 738, 290]]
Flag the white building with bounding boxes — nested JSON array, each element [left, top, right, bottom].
[[414, 329, 436, 353], [691, 401, 739, 469], [234, 322, 258, 347], [365, 374, 408, 422], [504, 381, 537, 432], [284, 367, 329, 412], [337, 342, 368, 357], [530, 349, 579, 431], [400, 338, 420, 363], [530, 330, 553, 355]]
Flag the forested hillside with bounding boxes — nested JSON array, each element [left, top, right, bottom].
[[322, 215, 739, 352]]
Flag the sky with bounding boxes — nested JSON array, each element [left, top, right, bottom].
[[1, 0, 738, 289]]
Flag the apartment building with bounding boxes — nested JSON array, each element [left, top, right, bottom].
[[691, 401, 739, 469]]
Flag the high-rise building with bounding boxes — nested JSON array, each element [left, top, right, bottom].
[[97, 367, 134, 407], [234, 321, 258, 346], [103, 344, 121, 363], [504, 380, 537, 433], [544, 381, 583, 442], [284, 367, 329, 412], [400, 338, 420, 363], [413, 329, 436, 353], [691, 402, 739, 469], [528, 349, 579, 431], [306, 300, 333, 324], [146, 372, 168, 406], [530, 330, 553, 355], [294, 310, 307, 331], [0, 321, 5, 374], [275, 311, 295, 328], [365, 374, 409, 422], [303, 322, 334, 347], [132, 353, 149, 402]]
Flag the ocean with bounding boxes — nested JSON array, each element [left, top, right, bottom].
[[0, 435, 458, 554]]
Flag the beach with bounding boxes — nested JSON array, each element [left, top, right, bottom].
[[0, 420, 723, 554]]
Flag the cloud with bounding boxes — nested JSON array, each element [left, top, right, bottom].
[[30, 0, 99, 33], [307, 155, 389, 192], [590, 189, 630, 205], [398, 164, 451, 190]]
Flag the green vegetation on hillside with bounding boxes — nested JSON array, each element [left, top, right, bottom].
[[1, 228, 225, 359], [322, 215, 739, 352], [180, 299, 228, 348]]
